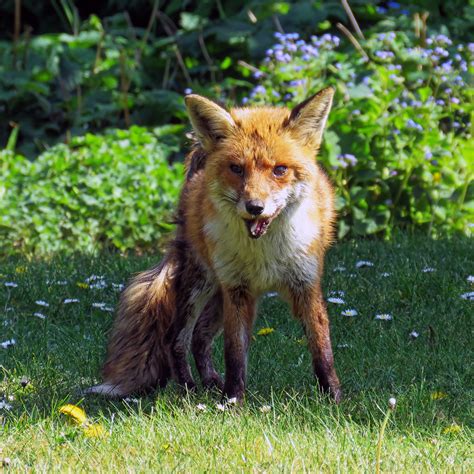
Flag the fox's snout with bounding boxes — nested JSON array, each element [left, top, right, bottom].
[[245, 200, 264, 216]]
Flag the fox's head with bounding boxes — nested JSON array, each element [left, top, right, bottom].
[[185, 88, 334, 239]]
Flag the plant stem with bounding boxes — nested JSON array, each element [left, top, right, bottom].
[[375, 409, 392, 474]]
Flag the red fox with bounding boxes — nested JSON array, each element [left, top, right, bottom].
[[87, 87, 341, 403]]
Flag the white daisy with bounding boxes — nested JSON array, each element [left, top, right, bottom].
[[63, 298, 80, 304], [4, 282, 18, 288], [380, 272, 391, 277], [467, 275, 474, 283], [341, 309, 358, 317], [196, 403, 207, 411], [333, 265, 347, 272], [1, 339, 16, 349], [460, 292, 474, 301], [375, 313, 393, 321], [33, 312, 46, 320], [356, 260, 374, 268], [35, 300, 49, 307], [337, 343, 351, 348], [422, 267, 435, 273], [327, 297, 345, 304], [409, 330, 419, 338], [259, 405, 271, 413], [265, 292, 278, 298], [0, 400, 13, 410]]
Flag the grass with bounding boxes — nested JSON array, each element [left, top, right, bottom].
[[1, 235, 472, 472]]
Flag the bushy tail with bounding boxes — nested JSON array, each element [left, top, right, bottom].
[[86, 255, 177, 397]]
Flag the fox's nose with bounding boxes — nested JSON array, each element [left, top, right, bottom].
[[245, 200, 264, 216]]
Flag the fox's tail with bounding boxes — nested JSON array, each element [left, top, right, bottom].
[[85, 255, 177, 397]]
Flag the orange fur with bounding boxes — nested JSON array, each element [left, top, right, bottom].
[[87, 88, 341, 403]]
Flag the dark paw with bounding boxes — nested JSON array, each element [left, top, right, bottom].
[[202, 373, 224, 391]]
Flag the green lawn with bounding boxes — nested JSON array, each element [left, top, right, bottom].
[[1, 235, 472, 472]]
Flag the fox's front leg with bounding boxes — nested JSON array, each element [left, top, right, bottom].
[[222, 287, 256, 402], [290, 283, 342, 402]]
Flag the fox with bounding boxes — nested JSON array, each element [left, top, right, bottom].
[[86, 87, 342, 403]]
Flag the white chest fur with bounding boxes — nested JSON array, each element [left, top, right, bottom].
[[204, 196, 320, 293]]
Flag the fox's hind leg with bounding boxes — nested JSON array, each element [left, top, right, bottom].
[[192, 291, 224, 390], [165, 273, 216, 390]]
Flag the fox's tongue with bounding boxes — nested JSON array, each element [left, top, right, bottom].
[[247, 218, 270, 239]]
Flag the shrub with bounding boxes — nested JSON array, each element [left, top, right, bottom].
[[0, 126, 183, 255], [244, 31, 473, 238]]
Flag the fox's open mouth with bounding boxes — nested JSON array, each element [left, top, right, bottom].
[[244, 217, 272, 239]]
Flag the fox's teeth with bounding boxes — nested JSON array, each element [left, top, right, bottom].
[[250, 220, 260, 236]]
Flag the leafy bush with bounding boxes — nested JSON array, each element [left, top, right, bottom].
[[244, 31, 473, 238], [0, 126, 183, 255]]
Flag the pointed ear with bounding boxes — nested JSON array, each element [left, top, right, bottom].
[[184, 94, 236, 150], [286, 87, 335, 149]]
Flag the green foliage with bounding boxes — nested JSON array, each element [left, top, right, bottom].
[[0, 126, 183, 255], [244, 31, 473, 238]]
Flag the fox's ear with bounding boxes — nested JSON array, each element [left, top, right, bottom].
[[185, 94, 235, 150], [286, 87, 335, 149]]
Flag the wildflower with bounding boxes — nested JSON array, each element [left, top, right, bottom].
[[388, 397, 397, 409], [265, 291, 278, 298], [450, 97, 460, 104], [33, 312, 46, 320], [467, 275, 474, 283], [431, 391, 448, 400], [0, 400, 12, 410], [184, 88, 192, 95], [59, 404, 107, 438], [257, 327, 274, 336], [4, 282, 18, 288], [333, 265, 347, 272], [443, 424, 461, 434], [422, 267, 435, 273], [460, 291, 474, 301], [1, 339, 16, 349], [341, 309, 357, 317], [15, 266, 27, 273], [337, 343, 351, 348], [92, 302, 113, 311], [196, 403, 206, 411], [409, 331, 420, 339], [76, 282, 89, 289], [356, 260, 374, 268], [381, 272, 391, 277], [424, 149, 433, 159], [112, 283, 125, 291], [259, 405, 272, 413], [35, 300, 49, 307], [327, 297, 345, 304], [63, 298, 80, 304], [375, 51, 395, 60], [375, 314, 393, 321], [216, 403, 225, 411]]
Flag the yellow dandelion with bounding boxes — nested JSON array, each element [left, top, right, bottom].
[[83, 423, 107, 438], [161, 443, 171, 451], [59, 404, 87, 424], [15, 266, 27, 274], [76, 282, 89, 289], [257, 327, 275, 336], [59, 404, 108, 438], [296, 337, 307, 346], [430, 391, 448, 400], [443, 424, 461, 435], [433, 172, 441, 183]]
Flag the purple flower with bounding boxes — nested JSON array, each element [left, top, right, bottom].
[[451, 97, 460, 104], [390, 170, 398, 176], [387, 1, 401, 8], [375, 51, 395, 60], [424, 149, 433, 159], [184, 88, 193, 95]]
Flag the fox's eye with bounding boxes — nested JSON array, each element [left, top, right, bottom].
[[230, 164, 244, 176], [273, 165, 288, 177]]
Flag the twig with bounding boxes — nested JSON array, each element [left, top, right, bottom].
[[272, 14, 284, 34], [13, 0, 21, 68], [138, 0, 160, 62], [340, 0, 365, 40], [119, 49, 131, 127], [237, 60, 267, 77], [198, 33, 216, 83], [157, 12, 192, 87], [336, 23, 369, 61]]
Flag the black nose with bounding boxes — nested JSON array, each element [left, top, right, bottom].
[[245, 200, 264, 216]]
